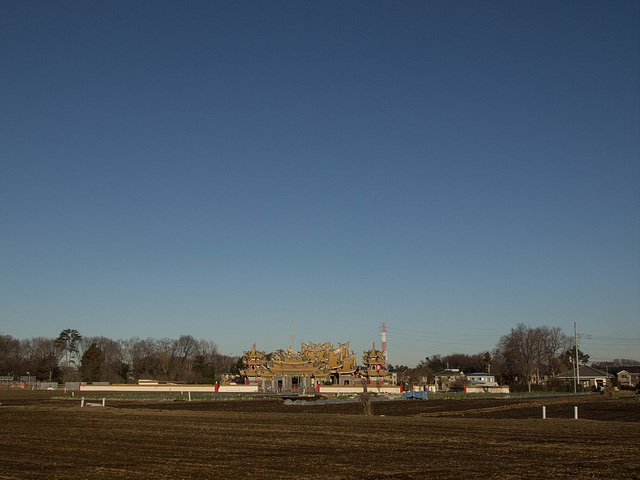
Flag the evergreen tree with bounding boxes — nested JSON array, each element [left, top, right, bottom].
[[79, 343, 105, 382], [56, 329, 82, 368]]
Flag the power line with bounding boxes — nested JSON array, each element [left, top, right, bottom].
[[578, 333, 640, 341], [578, 333, 640, 345], [389, 327, 502, 339]]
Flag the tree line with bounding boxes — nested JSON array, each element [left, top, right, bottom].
[[0, 330, 239, 384], [393, 324, 638, 391], [1, 324, 637, 388]]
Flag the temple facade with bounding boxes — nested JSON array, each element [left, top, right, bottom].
[[362, 342, 389, 385], [241, 344, 269, 385], [241, 341, 391, 392]]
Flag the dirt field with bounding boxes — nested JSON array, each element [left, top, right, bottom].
[[1, 390, 639, 479]]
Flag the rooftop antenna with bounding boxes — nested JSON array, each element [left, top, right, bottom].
[[291, 318, 294, 351]]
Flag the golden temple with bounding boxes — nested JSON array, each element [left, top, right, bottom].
[[241, 341, 389, 392]]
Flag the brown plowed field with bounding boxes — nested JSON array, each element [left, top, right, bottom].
[[1, 390, 638, 479]]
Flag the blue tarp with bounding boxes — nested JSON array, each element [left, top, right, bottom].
[[402, 391, 428, 400]]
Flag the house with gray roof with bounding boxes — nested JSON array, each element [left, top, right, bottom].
[[556, 365, 612, 390]]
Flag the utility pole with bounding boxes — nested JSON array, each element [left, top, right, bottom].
[[574, 322, 580, 391]]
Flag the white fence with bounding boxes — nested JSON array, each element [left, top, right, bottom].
[[464, 385, 510, 394], [72, 383, 401, 395], [79, 384, 259, 393], [319, 385, 402, 395]]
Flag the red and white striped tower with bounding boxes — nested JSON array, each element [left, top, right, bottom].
[[381, 323, 388, 367]]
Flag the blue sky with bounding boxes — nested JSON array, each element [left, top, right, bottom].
[[1, 1, 638, 366]]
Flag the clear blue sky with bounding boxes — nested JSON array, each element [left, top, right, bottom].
[[1, 1, 638, 366]]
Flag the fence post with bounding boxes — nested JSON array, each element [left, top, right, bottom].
[[574, 406, 578, 420], [542, 406, 546, 419], [81, 397, 85, 408]]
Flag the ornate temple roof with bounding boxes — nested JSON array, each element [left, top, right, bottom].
[[243, 343, 266, 358], [361, 342, 389, 377], [242, 341, 358, 378]]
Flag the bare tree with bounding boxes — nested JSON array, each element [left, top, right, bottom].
[[127, 337, 160, 380], [174, 335, 198, 381], [359, 379, 372, 416], [494, 324, 539, 392], [156, 338, 177, 380], [119, 337, 138, 381], [494, 324, 575, 391], [0, 334, 24, 378], [26, 337, 64, 382], [540, 326, 572, 377]]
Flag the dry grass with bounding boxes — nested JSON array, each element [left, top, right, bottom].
[[1, 390, 639, 479]]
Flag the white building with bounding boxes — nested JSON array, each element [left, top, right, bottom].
[[466, 373, 497, 386]]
